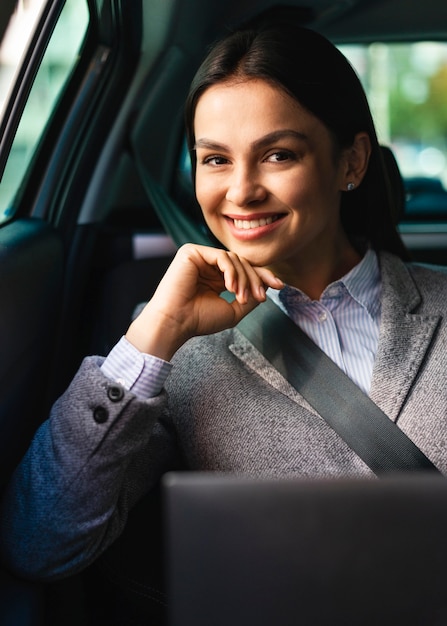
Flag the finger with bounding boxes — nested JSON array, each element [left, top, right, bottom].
[[228, 291, 261, 324], [225, 252, 253, 303], [198, 247, 243, 295], [222, 253, 272, 305], [252, 266, 285, 291], [237, 256, 268, 302], [232, 257, 285, 301]]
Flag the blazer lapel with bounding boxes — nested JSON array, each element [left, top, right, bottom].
[[229, 329, 318, 415], [369, 252, 441, 422]]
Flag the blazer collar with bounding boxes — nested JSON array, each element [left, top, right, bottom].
[[369, 251, 441, 421]]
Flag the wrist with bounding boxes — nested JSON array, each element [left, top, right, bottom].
[[125, 307, 187, 361]]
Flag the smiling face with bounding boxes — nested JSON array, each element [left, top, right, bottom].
[[194, 78, 363, 289]]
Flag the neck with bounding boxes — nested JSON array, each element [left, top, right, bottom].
[[270, 241, 362, 300]]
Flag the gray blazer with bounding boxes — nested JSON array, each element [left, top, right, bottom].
[[2, 251, 447, 580]]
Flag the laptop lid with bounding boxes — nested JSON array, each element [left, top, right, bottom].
[[164, 472, 447, 626]]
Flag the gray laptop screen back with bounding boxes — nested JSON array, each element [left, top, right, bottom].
[[164, 473, 447, 626]]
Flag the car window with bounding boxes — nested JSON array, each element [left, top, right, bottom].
[[339, 42, 447, 220], [0, 0, 89, 224]]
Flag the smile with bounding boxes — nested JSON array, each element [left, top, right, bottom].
[[233, 215, 280, 230]]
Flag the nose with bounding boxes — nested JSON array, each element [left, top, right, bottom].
[[225, 165, 267, 207]]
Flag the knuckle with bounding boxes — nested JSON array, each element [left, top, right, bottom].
[[179, 242, 195, 255], [226, 250, 242, 264]]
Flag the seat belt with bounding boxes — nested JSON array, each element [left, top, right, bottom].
[[237, 297, 439, 476]]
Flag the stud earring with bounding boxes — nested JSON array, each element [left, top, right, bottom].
[[347, 182, 355, 191]]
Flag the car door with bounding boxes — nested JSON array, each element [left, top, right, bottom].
[[0, 0, 93, 493], [0, 1, 145, 623]]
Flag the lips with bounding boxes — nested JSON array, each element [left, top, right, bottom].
[[233, 215, 280, 230], [223, 212, 286, 241], [226, 212, 286, 231]]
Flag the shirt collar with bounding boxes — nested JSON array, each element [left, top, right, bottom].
[[341, 248, 381, 319], [268, 249, 381, 321]]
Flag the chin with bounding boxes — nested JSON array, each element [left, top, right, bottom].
[[237, 244, 279, 267], [217, 232, 280, 267]]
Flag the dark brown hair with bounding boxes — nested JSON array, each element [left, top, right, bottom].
[[185, 22, 408, 259]]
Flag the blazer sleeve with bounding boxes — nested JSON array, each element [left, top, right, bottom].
[[0, 356, 176, 581]]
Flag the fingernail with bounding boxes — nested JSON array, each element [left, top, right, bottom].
[[258, 285, 266, 300]]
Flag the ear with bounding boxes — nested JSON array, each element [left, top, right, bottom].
[[340, 131, 371, 190]]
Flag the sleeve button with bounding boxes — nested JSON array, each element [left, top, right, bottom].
[[107, 384, 125, 402], [93, 406, 109, 424]]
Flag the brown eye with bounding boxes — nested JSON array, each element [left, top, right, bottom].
[[203, 155, 229, 166], [265, 150, 295, 163]]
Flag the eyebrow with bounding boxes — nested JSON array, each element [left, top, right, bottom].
[[194, 129, 308, 152]]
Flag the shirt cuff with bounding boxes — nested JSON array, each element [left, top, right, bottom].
[[101, 336, 172, 399]]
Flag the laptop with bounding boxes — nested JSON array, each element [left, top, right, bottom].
[[163, 472, 447, 626]]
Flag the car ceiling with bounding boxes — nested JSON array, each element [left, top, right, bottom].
[[162, 0, 447, 48]]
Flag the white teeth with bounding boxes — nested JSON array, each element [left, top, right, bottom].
[[233, 216, 277, 230]]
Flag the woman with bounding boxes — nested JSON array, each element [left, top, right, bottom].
[[2, 21, 447, 583]]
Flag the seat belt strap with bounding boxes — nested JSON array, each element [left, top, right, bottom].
[[237, 297, 439, 475]]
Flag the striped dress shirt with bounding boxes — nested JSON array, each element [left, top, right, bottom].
[[268, 249, 381, 394]]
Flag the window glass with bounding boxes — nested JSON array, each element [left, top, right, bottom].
[[339, 42, 447, 219], [0, 0, 89, 223]]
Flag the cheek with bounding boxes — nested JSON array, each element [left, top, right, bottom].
[[283, 168, 336, 208], [273, 175, 309, 208], [195, 175, 221, 216]]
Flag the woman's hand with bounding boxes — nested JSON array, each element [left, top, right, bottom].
[[125, 243, 284, 361]]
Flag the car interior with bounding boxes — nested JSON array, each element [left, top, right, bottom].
[[1, 0, 447, 623]]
